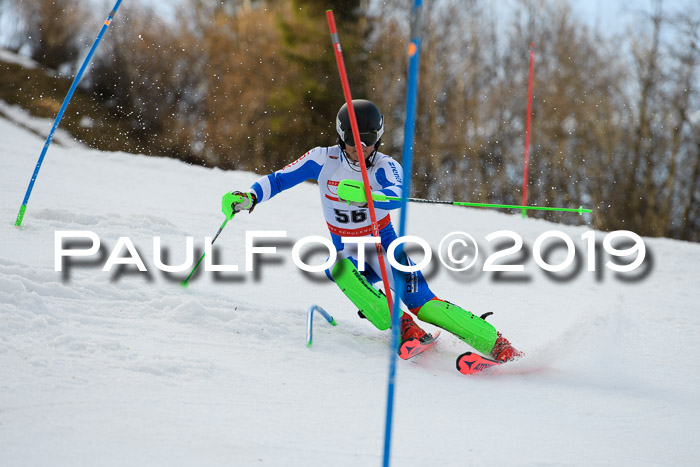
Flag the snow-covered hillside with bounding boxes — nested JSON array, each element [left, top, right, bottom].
[[1, 107, 699, 466]]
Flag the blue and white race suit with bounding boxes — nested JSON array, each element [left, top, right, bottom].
[[250, 145, 435, 310]]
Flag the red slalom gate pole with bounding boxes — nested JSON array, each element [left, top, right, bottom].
[[521, 42, 535, 218], [326, 10, 394, 312]]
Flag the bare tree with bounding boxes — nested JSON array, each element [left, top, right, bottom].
[[16, 0, 90, 71], [6, 0, 698, 241], [188, 0, 281, 168], [89, 3, 203, 161]]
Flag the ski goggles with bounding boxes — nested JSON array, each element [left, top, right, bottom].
[[341, 130, 380, 147]]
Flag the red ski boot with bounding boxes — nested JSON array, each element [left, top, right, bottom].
[[398, 313, 440, 360], [490, 332, 523, 362], [400, 313, 427, 341]]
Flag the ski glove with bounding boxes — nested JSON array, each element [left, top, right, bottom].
[[222, 191, 257, 220]]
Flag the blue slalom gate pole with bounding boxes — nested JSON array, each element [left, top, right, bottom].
[[382, 1, 423, 466], [15, 0, 123, 227]]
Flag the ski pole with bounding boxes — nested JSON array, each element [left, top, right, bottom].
[[180, 217, 230, 287], [15, 0, 123, 227], [181, 193, 252, 287], [337, 179, 593, 216]]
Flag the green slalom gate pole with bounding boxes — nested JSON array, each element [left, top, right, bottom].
[[337, 179, 592, 216]]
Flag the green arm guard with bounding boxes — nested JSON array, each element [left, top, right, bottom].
[[337, 179, 389, 205]]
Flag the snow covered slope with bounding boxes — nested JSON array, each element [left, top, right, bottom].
[[1, 109, 699, 466]]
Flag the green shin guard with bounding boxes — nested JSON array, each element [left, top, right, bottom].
[[331, 258, 392, 331], [416, 300, 498, 354]]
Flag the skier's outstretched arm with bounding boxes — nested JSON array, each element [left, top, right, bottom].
[[250, 147, 326, 203], [222, 147, 327, 217]]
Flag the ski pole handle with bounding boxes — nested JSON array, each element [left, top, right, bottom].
[[222, 192, 255, 220]]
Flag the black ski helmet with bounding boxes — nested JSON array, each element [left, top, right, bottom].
[[336, 100, 384, 165]]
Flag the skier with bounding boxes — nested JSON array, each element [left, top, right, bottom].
[[222, 99, 521, 362]]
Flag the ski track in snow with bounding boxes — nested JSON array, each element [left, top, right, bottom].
[[1, 106, 700, 466]]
